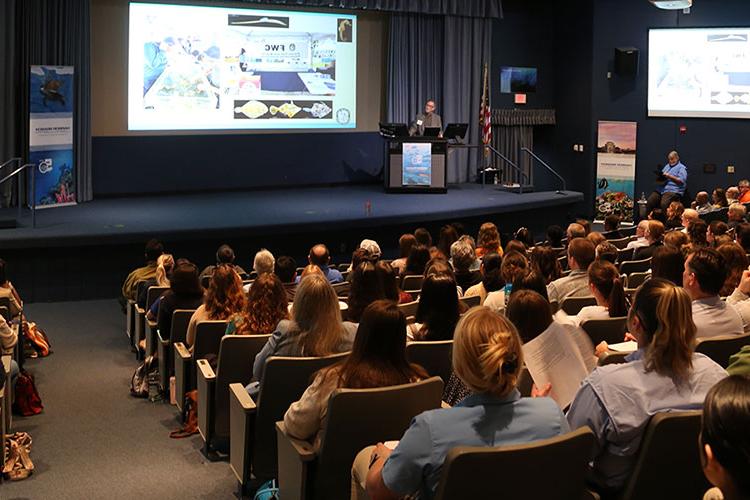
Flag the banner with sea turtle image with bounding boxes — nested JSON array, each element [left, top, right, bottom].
[[28, 65, 76, 209], [595, 121, 636, 223]]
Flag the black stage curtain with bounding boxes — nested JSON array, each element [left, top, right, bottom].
[[214, 0, 502, 18], [0, 0, 92, 203]]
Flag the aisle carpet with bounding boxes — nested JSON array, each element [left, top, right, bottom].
[[2, 299, 236, 499]]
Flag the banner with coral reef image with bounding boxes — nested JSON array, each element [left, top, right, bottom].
[[29, 65, 76, 209], [595, 121, 636, 223]]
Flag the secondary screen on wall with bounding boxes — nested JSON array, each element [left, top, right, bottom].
[[128, 2, 356, 130], [649, 28, 750, 119]]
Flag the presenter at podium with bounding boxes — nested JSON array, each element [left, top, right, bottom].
[[409, 99, 443, 137]]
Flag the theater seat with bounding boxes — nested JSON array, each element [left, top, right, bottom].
[[625, 272, 650, 289], [459, 295, 481, 309], [196, 334, 270, 458], [406, 340, 453, 383], [560, 296, 597, 315], [143, 286, 169, 357], [619, 258, 651, 276], [695, 333, 750, 368], [433, 426, 596, 500], [619, 411, 708, 500], [401, 275, 424, 293], [276, 377, 444, 500], [157, 309, 195, 397], [398, 300, 419, 318], [229, 353, 349, 495], [580, 317, 628, 346]]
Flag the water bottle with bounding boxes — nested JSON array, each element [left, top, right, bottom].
[[504, 283, 513, 306]]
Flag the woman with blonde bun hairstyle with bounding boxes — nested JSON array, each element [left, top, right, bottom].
[[362, 307, 569, 500]]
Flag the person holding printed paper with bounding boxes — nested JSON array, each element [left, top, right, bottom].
[[408, 99, 442, 137]]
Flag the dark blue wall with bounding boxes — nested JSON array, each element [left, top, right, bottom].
[[591, 0, 750, 206], [92, 132, 384, 196]]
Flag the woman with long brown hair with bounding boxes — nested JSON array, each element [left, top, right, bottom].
[[283, 300, 427, 450], [226, 273, 288, 336], [185, 264, 246, 347], [476, 222, 503, 258]]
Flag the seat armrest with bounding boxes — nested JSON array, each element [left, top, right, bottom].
[[229, 383, 257, 487], [197, 358, 216, 381], [441, 400, 452, 409], [197, 359, 217, 451], [276, 421, 316, 500], [146, 318, 157, 329], [174, 342, 191, 360], [173, 342, 193, 414], [229, 382, 256, 412]]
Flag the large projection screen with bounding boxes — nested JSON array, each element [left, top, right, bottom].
[[128, 2, 357, 130], [649, 27, 750, 119]]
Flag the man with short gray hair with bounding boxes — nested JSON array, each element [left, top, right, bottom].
[[450, 240, 481, 293], [253, 248, 275, 277]]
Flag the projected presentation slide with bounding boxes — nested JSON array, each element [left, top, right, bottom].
[[649, 28, 750, 119], [128, 2, 356, 130]]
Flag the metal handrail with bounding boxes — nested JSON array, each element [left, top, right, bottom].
[[483, 145, 529, 194], [0, 159, 36, 228], [521, 147, 567, 194]]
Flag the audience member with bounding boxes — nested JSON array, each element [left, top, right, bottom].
[[476, 222, 502, 258], [226, 273, 288, 336], [391, 234, 417, 275], [650, 245, 684, 286], [715, 234, 735, 248], [603, 214, 623, 239], [572, 260, 627, 324], [284, 300, 427, 451], [274, 255, 298, 301], [253, 248, 275, 277], [727, 269, 750, 336], [700, 375, 750, 500], [547, 238, 595, 303], [682, 208, 700, 231], [726, 186, 740, 205], [450, 240, 481, 292], [683, 248, 744, 338], [666, 201, 685, 230], [300, 264, 324, 280], [136, 253, 174, 309], [728, 204, 747, 230], [463, 253, 503, 304], [626, 220, 650, 251], [586, 231, 606, 248], [707, 220, 729, 247], [345, 262, 385, 323], [414, 227, 432, 248], [739, 179, 750, 204], [566, 278, 727, 492], [648, 207, 666, 224], [251, 274, 357, 386], [0, 259, 24, 319], [646, 150, 688, 212], [347, 247, 373, 282], [186, 264, 246, 347], [633, 220, 665, 260], [530, 246, 562, 284], [402, 244, 431, 278], [504, 239, 527, 256], [545, 225, 565, 248], [567, 223, 586, 241], [716, 243, 749, 297], [595, 241, 618, 264], [735, 223, 750, 254], [437, 225, 459, 259], [361, 307, 569, 500], [510, 271, 549, 301], [513, 227, 535, 248], [663, 229, 688, 250], [358, 239, 382, 261], [147, 260, 204, 340], [449, 221, 466, 237], [199, 244, 247, 280], [375, 260, 412, 304], [488, 250, 528, 312], [576, 219, 592, 236], [301, 244, 344, 284], [712, 187, 729, 209], [409, 274, 460, 341], [121, 238, 163, 306], [684, 219, 709, 253], [692, 191, 713, 214]]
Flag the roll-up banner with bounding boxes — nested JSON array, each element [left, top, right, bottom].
[[595, 121, 637, 223], [29, 65, 76, 209]]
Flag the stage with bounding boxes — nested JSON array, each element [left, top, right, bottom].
[[0, 183, 583, 301]]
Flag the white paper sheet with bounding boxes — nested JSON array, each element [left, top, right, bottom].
[[608, 340, 638, 352]]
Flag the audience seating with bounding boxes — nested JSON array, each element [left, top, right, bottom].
[[401, 275, 424, 293], [558, 255, 568, 270], [560, 296, 597, 315], [331, 282, 350, 298], [276, 377, 444, 500], [406, 340, 453, 383], [459, 295, 481, 309], [1, 354, 11, 464], [616, 247, 634, 264], [518, 368, 533, 397], [126, 279, 147, 349], [701, 207, 728, 224], [580, 317, 628, 346], [432, 427, 596, 500], [625, 272, 650, 289], [608, 237, 631, 250], [228, 353, 349, 494], [143, 286, 169, 357], [695, 333, 750, 368], [398, 300, 419, 318], [337, 263, 351, 272], [197, 334, 270, 457], [173, 320, 228, 417], [157, 309, 195, 396], [133, 285, 168, 360], [0, 297, 11, 321], [618, 411, 709, 500], [619, 258, 651, 276]]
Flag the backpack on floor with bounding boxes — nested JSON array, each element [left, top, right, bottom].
[[254, 479, 280, 500], [13, 369, 43, 416], [130, 355, 156, 398], [23, 321, 51, 357]]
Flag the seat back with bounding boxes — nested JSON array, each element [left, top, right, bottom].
[[192, 320, 230, 361], [253, 352, 349, 481], [580, 317, 628, 345], [608, 236, 631, 249], [401, 275, 424, 292], [212, 334, 270, 439], [619, 258, 651, 275], [459, 295, 481, 309], [518, 367, 533, 397], [434, 427, 596, 500], [331, 281, 350, 297], [398, 300, 419, 318], [201, 275, 211, 289], [625, 272, 650, 289], [617, 247, 634, 263], [406, 340, 453, 383], [314, 377, 444, 500], [0, 297, 10, 321], [169, 309, 195, 344], [146, 286, 169, 309], [621, 411, 709, 500], [695, 333, 750, 368], [560, 296, 597, 315]]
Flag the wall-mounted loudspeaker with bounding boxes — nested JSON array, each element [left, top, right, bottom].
[[614, 47, 640, 77]]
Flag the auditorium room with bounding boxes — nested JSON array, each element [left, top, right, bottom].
[[2, 0, 750, 498]]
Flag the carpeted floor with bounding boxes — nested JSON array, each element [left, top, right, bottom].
[[2, 299, 237, 499]]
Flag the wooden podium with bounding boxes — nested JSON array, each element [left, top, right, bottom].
[[383, 137, 448, 194]]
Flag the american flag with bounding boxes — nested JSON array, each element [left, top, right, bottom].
[[480, 62, 492, 152]]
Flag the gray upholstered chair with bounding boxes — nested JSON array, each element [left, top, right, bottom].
[[157, 309, 194, 397], [406, 340, 453, 383]]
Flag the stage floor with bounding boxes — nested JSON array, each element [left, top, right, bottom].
[[0, 183, 583, 249]]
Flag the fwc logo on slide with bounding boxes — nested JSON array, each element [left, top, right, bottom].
[[39, 159, 53, 174]]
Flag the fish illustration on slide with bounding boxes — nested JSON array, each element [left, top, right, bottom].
[[40, 78, 66, 107]]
